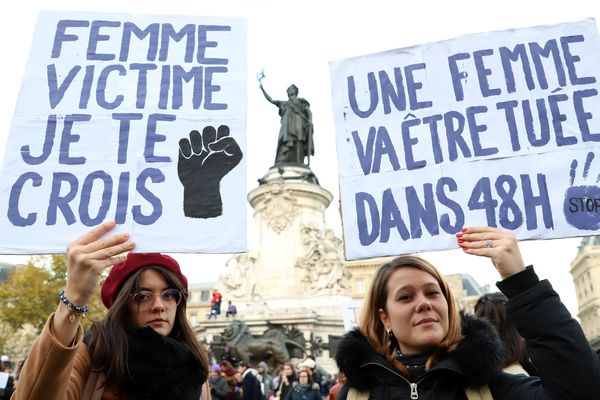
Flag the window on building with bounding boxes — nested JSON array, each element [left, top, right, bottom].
[[201, 290, 210, 302], [357, 279, 364, 293], [195, 292, 203, 303]]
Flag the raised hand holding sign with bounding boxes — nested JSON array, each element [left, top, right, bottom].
[[178, 125, 243, 219]]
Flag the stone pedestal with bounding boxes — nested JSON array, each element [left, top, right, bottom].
[[202, 165, 352, 372]]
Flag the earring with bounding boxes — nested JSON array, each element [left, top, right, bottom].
[[387, 328, 403, 357], [387, 328, 397, 347]]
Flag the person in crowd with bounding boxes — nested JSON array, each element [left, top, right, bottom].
[[220, 359, 239, 400], [208, 289, 223, 319], [226, 300, 238, 318], [12, 220, 209, 399], [236, 361, 262, 400], [284, 369, 320, 400], [0, 362, 15, 400], [231, 372, 244, 400], [0, 356, 10, 372], [327, 372, 346, 400], [256, 361, 275, 399], [334, 226, 600, 399], [474, 291, 538, 376], [298, 356, 331, 397], [274, 362, 297, 400], [210, 363, 230, 400]]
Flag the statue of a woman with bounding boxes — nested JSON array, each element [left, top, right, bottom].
[[259, 82, 314, 165]]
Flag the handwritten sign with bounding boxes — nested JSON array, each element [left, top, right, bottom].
[[330, 19, 600, 260], [0, 11, 247, 254]]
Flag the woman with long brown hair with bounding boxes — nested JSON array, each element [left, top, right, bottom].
[[13, 221, 209, 399], [335, 226, 600, 399], [474, 292, 538, 376], [274, 362, 297, 400]]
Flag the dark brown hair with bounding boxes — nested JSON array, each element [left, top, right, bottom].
[[358, 255, 462, 377], [86, 265, 208, 390], [283, 361, 297, 380], [474, 292, 537, 375]]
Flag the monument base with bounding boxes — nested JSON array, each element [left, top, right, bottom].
[[196, 164, 351, 373]]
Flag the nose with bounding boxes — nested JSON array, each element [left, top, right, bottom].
[[149, 294, 166, 311], [415, 296, 432, 312]]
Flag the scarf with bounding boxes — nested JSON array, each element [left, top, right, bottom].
[[396, 352, 431, 382], [124, 326, 206, 400]]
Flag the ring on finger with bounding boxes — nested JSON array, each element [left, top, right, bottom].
[[485, 239, 494, 248]]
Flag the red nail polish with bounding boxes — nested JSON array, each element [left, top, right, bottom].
[[458, 239, 464, 243], [462, 247, 467, 251], [461, 228, 467, 232], [456, 233, 463, 238]]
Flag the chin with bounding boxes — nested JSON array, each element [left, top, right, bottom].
[[150, 326, 172, 336], [415, 334, 445, 350]]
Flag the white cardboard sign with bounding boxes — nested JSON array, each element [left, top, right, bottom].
[[0, 11, 248, 254], [330, 19, 600, 260]]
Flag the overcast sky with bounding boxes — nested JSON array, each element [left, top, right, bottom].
[[2, 0, 600, 318]]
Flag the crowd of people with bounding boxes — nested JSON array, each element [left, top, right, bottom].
[[206, 356, 337, 400], [3, 222, 600, 399]]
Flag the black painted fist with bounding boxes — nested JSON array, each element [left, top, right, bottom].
[[178, 125, 243, 218]]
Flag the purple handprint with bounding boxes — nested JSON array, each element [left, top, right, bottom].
[[178, 125, 243, 218], [564, 151, 600, 230]]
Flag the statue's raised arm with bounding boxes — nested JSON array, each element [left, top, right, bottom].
[[259, 83, 276, 105]]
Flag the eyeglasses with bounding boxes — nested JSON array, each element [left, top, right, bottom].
[[130, 288, 183, 307]]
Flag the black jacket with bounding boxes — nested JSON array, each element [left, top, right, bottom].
[[285, 383, 321, 400], [335, 267, 600, 400], [209, 375, 230, 400], [0, 374, 14, 400], [241, 370, 262, 400]]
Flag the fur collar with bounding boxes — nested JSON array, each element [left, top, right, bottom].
[[335, 314, 505, 391]]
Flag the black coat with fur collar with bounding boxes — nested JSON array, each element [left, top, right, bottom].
[[335, 315, 504, 400], [335, 276, 600, 400]]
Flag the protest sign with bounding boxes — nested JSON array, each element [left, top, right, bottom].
[[0, 11, 247, 254], [341, 300, 361, 332], [330, 19, 600, 260]]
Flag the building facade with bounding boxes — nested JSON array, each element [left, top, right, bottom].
[[186, 282, 216, 326], [570, 237, 600, 352]]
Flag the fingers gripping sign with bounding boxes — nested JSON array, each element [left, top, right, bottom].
[[178, 125, 243, 219], [65, 220, 135, 306], [456, 226, 525, 279]]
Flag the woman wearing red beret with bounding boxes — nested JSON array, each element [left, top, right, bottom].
[[13, 221, 210, 399]]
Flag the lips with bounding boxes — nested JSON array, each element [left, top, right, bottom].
[[415, 317, 438, 326], [149, 318, 167, 324]]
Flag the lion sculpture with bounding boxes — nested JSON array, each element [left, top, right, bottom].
[[217, 320, 304, 370]]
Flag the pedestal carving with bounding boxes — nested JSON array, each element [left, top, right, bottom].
[[255, 181, 298, 233]]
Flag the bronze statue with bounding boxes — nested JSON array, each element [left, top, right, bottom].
[[213, 320, 305, 371], [259, 77, 314, 166]]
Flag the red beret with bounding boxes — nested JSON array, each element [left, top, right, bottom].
[[100, 253, 188, 308]]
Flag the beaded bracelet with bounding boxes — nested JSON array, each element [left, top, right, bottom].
[[59, 289, 89, 322]]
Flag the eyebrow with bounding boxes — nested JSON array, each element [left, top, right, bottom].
[[395, 281, 440, 292], [137, 285, 171, 291]]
